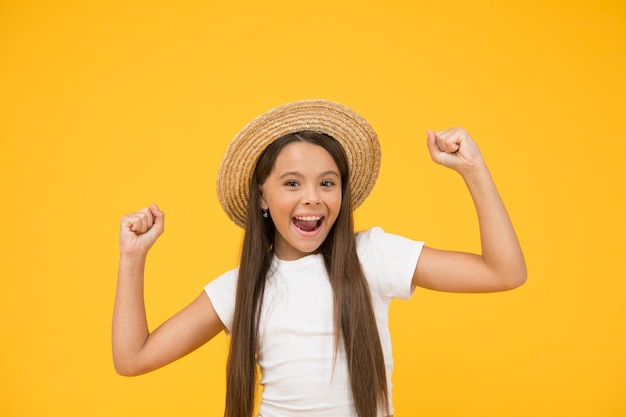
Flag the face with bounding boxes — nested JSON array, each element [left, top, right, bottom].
[[259, 141, 342, 261]]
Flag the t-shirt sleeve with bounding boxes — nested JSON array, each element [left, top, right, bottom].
[[357, 226, 424, 300], [204, 268, 238, 334]]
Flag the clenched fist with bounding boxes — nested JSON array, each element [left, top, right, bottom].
[[119, 204, 165, 256], [426, 127, 485, 175]]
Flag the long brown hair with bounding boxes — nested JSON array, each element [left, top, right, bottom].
[[225, 131, 389, 417]]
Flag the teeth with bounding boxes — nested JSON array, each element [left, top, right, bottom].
[[294, 216, 321, 221]]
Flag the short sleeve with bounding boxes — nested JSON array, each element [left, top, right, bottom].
[[204, 268, 238, 334], [356, 227, 424, 300]]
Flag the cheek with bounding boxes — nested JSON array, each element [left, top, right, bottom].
[[268, 193, 296, 215], [329, 192, 343, 214]]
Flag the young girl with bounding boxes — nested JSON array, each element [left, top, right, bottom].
[[112, 99, 526, 417]]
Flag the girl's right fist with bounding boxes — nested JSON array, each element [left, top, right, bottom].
[[119, 204, 165, 255]]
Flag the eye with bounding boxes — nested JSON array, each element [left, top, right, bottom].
[[284, 180, 299, 187], [321, 180, 335, 187]]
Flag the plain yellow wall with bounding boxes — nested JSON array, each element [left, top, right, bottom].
[[1, 1, 624, 416]]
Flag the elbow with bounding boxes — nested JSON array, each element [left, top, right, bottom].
[[114, 367, 138, 377], [505, 275, 526, 291], [113, 361, 138, 377], [113, 356, 146, 377], [502, 264, 527, 291]]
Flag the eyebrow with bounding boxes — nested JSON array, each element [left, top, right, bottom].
[[278, 170, 340, 179]]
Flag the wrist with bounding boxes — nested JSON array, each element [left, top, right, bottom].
[[119, 250, 149, 265], [457, 158, 489, 181]]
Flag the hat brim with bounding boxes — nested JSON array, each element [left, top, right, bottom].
[[217, 99, 381, 228]]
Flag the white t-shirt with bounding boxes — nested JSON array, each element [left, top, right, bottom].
[[205, 227, 424, 416]]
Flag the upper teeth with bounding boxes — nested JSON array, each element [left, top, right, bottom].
[[295, 216, 321, 221]]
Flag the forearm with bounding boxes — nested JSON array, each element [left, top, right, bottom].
[[461, 162, 527, 287], [112, 253, 150, 375]]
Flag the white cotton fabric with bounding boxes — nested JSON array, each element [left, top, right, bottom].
[[204, 227, 424, 416]]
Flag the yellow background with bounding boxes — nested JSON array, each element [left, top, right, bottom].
[[1, 1, 624, 416]]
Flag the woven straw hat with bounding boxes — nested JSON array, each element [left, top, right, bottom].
[[217, 99, 381, 228]]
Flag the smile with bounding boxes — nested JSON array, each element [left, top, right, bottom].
[[292, 216, 324, 232]]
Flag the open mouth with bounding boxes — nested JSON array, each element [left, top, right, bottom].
[[292, 215, 324, 232]]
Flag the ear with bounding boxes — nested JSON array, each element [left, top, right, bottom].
[[258, 186, 267, 210]]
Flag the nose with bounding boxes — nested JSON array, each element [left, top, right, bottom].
[[302, 185, 321, 205]]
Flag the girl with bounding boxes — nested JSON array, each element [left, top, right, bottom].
[[112, 99, 526, 417]]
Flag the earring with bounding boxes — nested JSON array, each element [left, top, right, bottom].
[[262, 209, 269, 218]]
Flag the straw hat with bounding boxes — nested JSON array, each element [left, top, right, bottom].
[[217, 99, 381, 228]]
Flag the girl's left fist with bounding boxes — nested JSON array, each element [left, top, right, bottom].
[[426, 127, 484, 174]]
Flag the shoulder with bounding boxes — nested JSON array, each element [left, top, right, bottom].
[[203, 267, 239, 332], [205, 267, 239, 289], [356, 226, 423, 255], [355, 226, 384, 248], [356, 227, 425, 300]]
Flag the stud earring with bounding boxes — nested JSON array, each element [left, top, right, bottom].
[[262, 209, 269, 218]]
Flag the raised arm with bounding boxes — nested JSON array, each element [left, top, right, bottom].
[[412, 128, 527, 293], [112, 204, 225, 376]]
